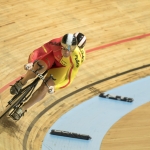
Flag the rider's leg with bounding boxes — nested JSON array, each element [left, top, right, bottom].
[[10, 77, 55, 120], [21, 78, 55, 112], [10, 60, 48, 95]]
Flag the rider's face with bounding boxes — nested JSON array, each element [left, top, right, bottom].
[[61, 48, 71, 57], [61, 42, 76, 57]]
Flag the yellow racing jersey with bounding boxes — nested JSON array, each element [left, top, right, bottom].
[[46, 46, 86, 90]]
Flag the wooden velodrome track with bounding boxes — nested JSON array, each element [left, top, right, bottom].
[[0, 0, 150, 149]]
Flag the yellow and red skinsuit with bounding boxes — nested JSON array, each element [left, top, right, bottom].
[[28, 37, 86, 90]]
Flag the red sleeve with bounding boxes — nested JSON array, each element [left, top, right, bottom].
[[28, 37, 63, 69]]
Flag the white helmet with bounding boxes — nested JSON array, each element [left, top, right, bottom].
[[74, 32, 86, 48], [61, 33, 77, 51]]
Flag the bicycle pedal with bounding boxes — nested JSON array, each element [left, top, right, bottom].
[[9, 112, 23, 121], [9, 114, 19, 121]]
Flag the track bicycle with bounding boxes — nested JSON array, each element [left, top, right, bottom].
[[0, 62, 56, 120]]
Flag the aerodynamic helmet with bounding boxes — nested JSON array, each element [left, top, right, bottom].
[[61, 33, 77, 52], [74, 32, 86, 48]]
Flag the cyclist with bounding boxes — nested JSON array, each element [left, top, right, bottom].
[[10, 32, 86, 120]]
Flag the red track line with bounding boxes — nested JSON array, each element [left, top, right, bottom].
[[87, 33, 150, 52], [1, 33, 150, 94]]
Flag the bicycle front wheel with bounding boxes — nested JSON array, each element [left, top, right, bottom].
[[0, 86, 33, 119]]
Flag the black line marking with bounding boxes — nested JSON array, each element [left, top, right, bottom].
[[23, 64, 150, 150]]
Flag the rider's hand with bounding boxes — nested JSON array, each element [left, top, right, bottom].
[[24, 63, 33, 70], [48, 86, 55, 94]]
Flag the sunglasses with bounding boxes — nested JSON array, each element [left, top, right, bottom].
[[61, 45, 76, 52], [61, 46, 70, 51]]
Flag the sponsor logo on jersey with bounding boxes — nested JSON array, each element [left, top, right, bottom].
[[80, 49, 85, 63], [60, 58, 67, 66], [75, 55, 80, 67]]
